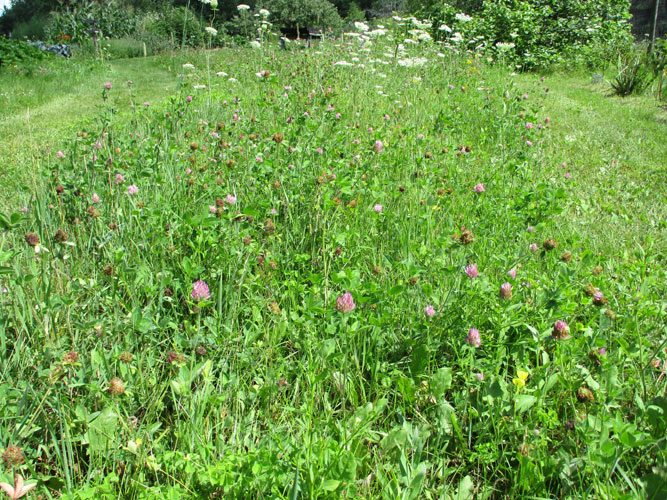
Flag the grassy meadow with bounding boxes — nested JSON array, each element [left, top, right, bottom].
[[0, 35, 666, 500]]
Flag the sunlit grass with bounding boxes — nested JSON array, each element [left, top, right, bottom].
[[0, 39, 665, 499]]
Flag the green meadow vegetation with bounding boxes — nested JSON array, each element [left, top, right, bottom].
[[1, 2, 667, 499]]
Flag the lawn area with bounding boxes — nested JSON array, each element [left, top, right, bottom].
[[0, 41, 666, 500], [0, 55, 181, 208], [512, 70, 667, 254]]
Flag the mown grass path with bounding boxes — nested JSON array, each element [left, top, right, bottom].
[[0, 56, 179, 208], [514, 71, 667, 253]]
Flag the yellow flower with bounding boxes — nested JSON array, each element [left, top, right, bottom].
[[512, 370, 529, 388]]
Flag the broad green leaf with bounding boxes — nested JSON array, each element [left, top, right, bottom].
[[515, 394, 537, 414], [86, 406, 118, 453]]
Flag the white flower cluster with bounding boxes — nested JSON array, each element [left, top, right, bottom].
[[397, 57, 428, 67], [354, 21, 369, 32], [495, 42, 515, 52], [455, 13, 473, 23]]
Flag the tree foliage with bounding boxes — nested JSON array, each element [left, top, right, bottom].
[[425, 0, 633, 69], [0, 0, 641, 71], [267, 0, 343, 31]]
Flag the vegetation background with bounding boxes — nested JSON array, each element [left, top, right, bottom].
[[1, 0, 666, 45], [0, 0, 666, 499]]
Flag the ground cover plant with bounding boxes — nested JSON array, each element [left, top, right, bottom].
[[0, 37, 51, 66], [0, 23, 667, 500]]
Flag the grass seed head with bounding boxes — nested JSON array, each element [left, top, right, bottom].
[[54, 229, 67, 243], [459, 226, 474, 245]]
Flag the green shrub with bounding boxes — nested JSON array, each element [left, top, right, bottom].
[[611, 52, 653, 96], [267, 0, 343, 33], [131, 12, 175, 54], [145, 7, 204, 48], [345, 2, 367, 23], [426, 0, 633, 70], [0, 36, 50, 67], [610, 42, 665, 97], [223, 10, 261, 39], [11, 14, 52, 41]]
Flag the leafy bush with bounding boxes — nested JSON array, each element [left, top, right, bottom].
[[0, 0, 52, 38], [611, 53, 653, 96], [223, 9, 262, 39], [145, 7, 204, 48], [0, 36, 50, 67], [426, 0, 633, 70], [646, 39, 667, 79], [11, 14, 51, 41], [266, 0, 343, 33], [610, 42, 665, 97]]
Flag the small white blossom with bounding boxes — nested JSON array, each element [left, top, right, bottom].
[[354, 21, 369, 32], [397, 57, 428, 67], [496, 42, 515, 52], [455, 13, 473, 22]]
